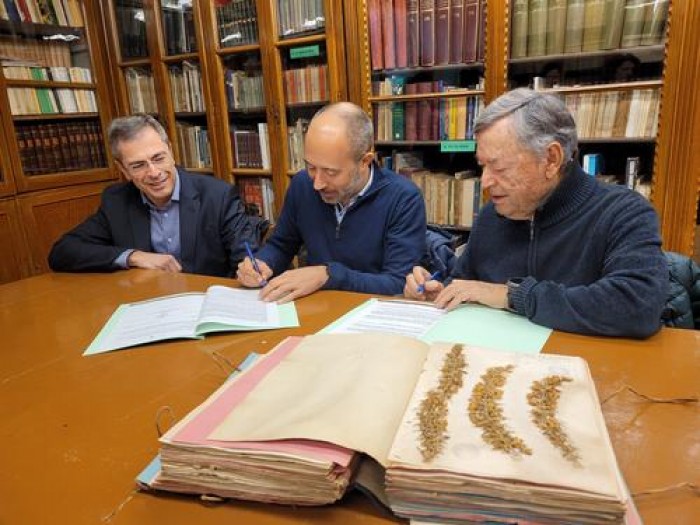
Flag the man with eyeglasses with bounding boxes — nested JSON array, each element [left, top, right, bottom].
[[404, 88, 668, 338], [237, 102, 426, 302], [48, 114, 263, 277]]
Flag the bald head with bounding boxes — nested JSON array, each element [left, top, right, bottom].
[[308, 102, 374, 161]]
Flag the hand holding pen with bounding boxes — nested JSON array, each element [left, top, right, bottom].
[[417, 270, 442, 294], [240, 241, 269, 287]]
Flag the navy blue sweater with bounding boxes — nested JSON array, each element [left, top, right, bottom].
[[454, 164, 668, 338], [256, 165, 426, 295]]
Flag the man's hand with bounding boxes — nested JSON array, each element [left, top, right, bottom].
[[259, 266, 329, 304], [128, 250, 182, 272], [434, 280, 508, 311], [404, 266, 444, 301], [236, 257, 273, 288]]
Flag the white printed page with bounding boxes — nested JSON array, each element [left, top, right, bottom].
[[327, 299, 446, 338], [197, 286, 279, 327], [87, 293, 205, 354]]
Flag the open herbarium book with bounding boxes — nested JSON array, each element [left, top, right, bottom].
[[142, 334, 629, 524]]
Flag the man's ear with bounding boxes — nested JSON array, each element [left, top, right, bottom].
[[361, 150, 374, 168], [544, 141, 565, 179]]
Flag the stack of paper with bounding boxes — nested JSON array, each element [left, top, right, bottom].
[[148, 338, 356, 505], [385, 345, 627, 524]]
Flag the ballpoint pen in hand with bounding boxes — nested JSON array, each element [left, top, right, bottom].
[[416, 271, 442, 294], [244, 241, 268, 287]]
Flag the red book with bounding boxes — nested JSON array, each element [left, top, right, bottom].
[[463, 0, 479, 63], [419, 0, 435, 66], [406, 0, 420, 67], [14, 0, 33, 22], [394, 0, 408, 68], [368, 0, 384, 70], [449, 0, 464, 63], [477, 0, 486, 61], [435, 0, 450, 65], [417, 82, 432, 141], [431, 81, 441, 141], [405, 83, 418, 141], [381, 0, 396, 70]]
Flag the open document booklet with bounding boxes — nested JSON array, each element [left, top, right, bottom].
[[139, 333, 633, 524], [84, 286, 299, 355]]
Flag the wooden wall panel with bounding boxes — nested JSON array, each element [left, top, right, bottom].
[[16, 182, 109, 275], [0, 198, 31, 284]]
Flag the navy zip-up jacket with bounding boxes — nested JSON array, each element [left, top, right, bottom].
[[256, 165, 427, 295]]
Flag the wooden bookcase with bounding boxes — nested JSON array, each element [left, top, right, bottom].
[[346, 0, 700, 255], [103, 0, 348, 219], [346, 0, 487, 232], [0, 1, 117, 282]]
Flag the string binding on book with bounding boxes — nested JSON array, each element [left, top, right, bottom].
[[601, 384, 699, 405], [155, 406, 177, 438]]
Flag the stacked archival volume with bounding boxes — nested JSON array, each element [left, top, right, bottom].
[[144, 334, 628, 523]]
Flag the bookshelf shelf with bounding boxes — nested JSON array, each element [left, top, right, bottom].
[[173, 112, 208, 118], [186, 167, 214, 174], [508, 45, 666, 66], [4, 80, 96, 89], [369, 89, 486, 103], [371, 62, 485, 78], [218, 44, 261, 57], [376, 141, 475, 147], [578, 137, 657, 145], [275, 33, 326, 48], [12, 112, 100, 121], [162, 53, 199, 64], [0, 20, 83, 38], [286, 100, 328, 109], [116, 58, 151, 68], [229, 107, 267, 115], [232, 168, 272, 177]]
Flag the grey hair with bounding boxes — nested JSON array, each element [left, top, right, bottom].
[[474, 88, 578, 163], [108, 114, 170, 160], [311, 102, 374, 161]]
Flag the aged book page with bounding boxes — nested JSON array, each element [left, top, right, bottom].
[[388, 343, 623, 499], [209, 333, 430, 466]]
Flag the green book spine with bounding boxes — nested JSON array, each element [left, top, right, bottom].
[[621, 0, 647, 48], [527, 0, 548, 57], [600, 0, 626, 50], [510, 0, 529, 59], [564, 0, 585, 53]]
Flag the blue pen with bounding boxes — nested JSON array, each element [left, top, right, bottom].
[[417, 271, 442, 294], [244, 241, 267, 287]]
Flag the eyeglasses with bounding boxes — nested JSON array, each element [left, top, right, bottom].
[[123, 152, 171, 176]]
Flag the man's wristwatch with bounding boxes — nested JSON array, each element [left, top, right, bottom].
[[506, 278, 523, 313]]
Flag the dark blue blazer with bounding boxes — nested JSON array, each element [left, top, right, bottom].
[[48, 170, 262, 277]]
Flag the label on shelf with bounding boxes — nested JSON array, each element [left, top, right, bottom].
[[290, 45, 321, 59], [440, 140, 476, 153]]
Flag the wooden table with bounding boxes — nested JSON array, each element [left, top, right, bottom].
[[0, 271, 698, 524]]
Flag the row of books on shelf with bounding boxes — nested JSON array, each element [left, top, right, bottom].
[[175, 122, 211, 169], [374, 78, 484, 141], [162, 4, 196, 55], [169, 61, 205, 113], [511, 0, 669, 59], [225, 69, 264, 110], [0, 38, 72, 68], [561, 88, 660, 139], [287, 118, 308, 172], [7, 85, 96, 115], [231, 123, 271, 170], [16, 120, 106, 175], [369, 0, 485, 71], [2, 64, 90, 82], [283, 64, 328, 104], [238, 177, 275, 222], [0, 0, 83, 26], [216, 0, 258, 48], [278, 0, 325, 38], [114, 4, 147, 58], [125, 67, 157, 114]]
